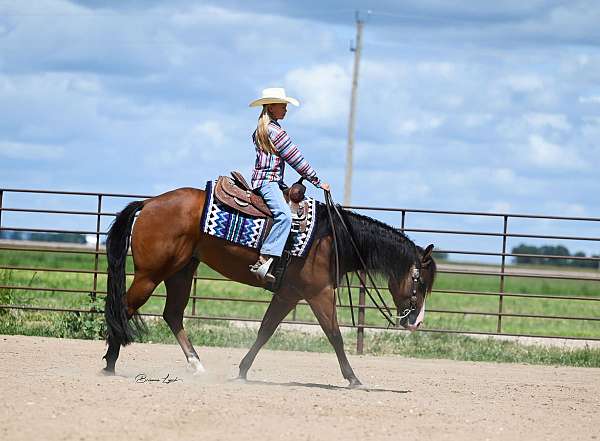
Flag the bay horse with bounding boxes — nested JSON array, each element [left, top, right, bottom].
[[103, 187, 436, 387]]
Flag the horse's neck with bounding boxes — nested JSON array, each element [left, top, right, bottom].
[[326, 206, 416, 280], [337, 241, 415, 283]]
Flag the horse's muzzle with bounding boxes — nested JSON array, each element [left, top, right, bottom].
[[399, 304, 425, 332]]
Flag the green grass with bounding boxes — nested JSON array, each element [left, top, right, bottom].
[[1, 249, 599, 341], [1, 308, 599, 368]]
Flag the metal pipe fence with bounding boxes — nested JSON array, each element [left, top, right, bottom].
[[1, 188, 599, 354]]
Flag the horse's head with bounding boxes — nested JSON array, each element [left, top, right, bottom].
[[388, 243, 436, 332]]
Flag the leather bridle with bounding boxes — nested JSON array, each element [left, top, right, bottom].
[[324, 190, 424, 327], [397, 267, 421, 320]]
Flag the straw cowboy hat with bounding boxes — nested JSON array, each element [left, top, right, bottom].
[[249, 87, 300, 107]]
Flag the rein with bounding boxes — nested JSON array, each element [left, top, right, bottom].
[[324, 191, 398, 327]]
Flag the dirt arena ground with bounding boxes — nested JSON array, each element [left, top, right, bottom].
[[1, 335, 598, 441]]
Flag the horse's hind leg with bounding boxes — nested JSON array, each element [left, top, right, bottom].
[[238, 294, 298, 380], [307, 288, 362, 388], [103, 335, 121, 374], [163, 258, 205, 374], [103, 275, 157, 373]]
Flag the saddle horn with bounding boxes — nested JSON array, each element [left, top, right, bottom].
[[289, 178, 306, 204]]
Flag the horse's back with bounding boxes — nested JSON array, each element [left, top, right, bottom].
[[130, 187, 207, 272]]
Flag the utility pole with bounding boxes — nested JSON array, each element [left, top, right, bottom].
[[344, 11, 365, 206]]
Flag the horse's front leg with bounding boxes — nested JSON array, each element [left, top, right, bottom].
[[238, 294, 298, 380], [307, 287, 362, 388]]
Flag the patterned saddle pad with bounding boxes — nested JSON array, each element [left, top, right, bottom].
[[200, 180, 318, 258]]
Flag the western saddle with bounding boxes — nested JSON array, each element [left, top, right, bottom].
[[213, 171, 310, 233]]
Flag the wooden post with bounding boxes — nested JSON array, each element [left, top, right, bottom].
[[398, 210, 406, 327], [344, 12, 364, 206], [356, 271, 366, 354], [92, 195, 102, 302], [497, 216, 508, 333], [192, 268, 198, 316], [0, 190, 3, 233]]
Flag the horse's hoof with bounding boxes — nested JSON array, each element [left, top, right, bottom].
[[348, 379, 365, 389], [102, 367, 115, 376], [186, 358, 206, 375], [230, 376, 248, 384]]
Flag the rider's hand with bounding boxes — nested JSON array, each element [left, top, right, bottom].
[[321, 182, 331, 192]]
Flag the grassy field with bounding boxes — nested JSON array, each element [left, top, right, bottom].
[[1, 248, 599, 341]]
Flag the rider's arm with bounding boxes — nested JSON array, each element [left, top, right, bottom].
[[270, 128, 321, 188]]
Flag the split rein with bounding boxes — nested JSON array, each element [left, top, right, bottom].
[[323, 191, 420, 328]]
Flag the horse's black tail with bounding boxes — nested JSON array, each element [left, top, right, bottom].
[[105, 200, 145, 346]]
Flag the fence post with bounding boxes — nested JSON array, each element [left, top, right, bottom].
[[356, 271, 366, 355], [192, 269, 198, 316], [0, 190, 4, 233], [497, 215, 508, 333], [92, 194, 102, 302], [398, 210, 406, 327]]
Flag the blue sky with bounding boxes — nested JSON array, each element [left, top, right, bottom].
[[1, 0, 599, 259]]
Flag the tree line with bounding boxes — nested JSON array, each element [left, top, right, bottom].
[[511, 243, 599, 268], [0, 231, 88, 244]]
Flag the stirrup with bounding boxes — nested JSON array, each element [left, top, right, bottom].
[[249, 257, 275, 283]]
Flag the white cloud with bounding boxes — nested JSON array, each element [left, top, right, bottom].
[[489, 201, 512, 213], [67, 77, 102, 95], [543, 202, 587, 217], [440, 95, 464, 108], [582, 116, 600, 124], [576, 54, 591, 67], [578, 95, 600, 104], [491, 168, 517, 186], [171, 5, 246, 27], [353, 169, 431, 206], [284, 63, 350, 126], [581, 116, 600, 143], [416, 62, 456, 78], [0, 141, 64, 160], [502, 74, 544, 92], [392, 114, 445, 136], [1, 0, 600, 225], [526, 135, 585, 169], [463, 113, 494, 128], [525, 113, 571, 131], [149, 119, 232, 168], [192, 120, 226, 147], [362, 60, 408, 84], [397, 120, 419, 135]]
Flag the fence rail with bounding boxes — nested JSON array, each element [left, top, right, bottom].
[[1, 188, 599, 353]]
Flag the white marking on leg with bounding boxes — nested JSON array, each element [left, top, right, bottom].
[[187, 357, 206, 374]]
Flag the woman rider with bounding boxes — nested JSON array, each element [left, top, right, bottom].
[[248, 87, 330, 282]]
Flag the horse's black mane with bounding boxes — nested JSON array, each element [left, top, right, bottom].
[[315, 202, 419, 281]]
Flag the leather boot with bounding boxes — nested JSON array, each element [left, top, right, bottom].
[[249, 255, 276, 283]]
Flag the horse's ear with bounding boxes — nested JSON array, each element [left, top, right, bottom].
[[422, 244, 435, 263]]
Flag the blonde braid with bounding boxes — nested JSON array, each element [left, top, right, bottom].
[[255, 106, 277, 154]]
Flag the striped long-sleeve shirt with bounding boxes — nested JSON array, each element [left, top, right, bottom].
[[251, 120, 321, 189]]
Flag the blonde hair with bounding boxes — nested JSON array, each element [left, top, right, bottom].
[[255, 106, 277, 154]]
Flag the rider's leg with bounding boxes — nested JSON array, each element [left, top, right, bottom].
[[250, 181, 292, 280]]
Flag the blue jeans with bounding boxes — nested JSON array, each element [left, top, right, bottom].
[[257, 181, 292, 257]]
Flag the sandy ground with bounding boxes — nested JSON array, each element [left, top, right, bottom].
[[1, 335, 598, 441]]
